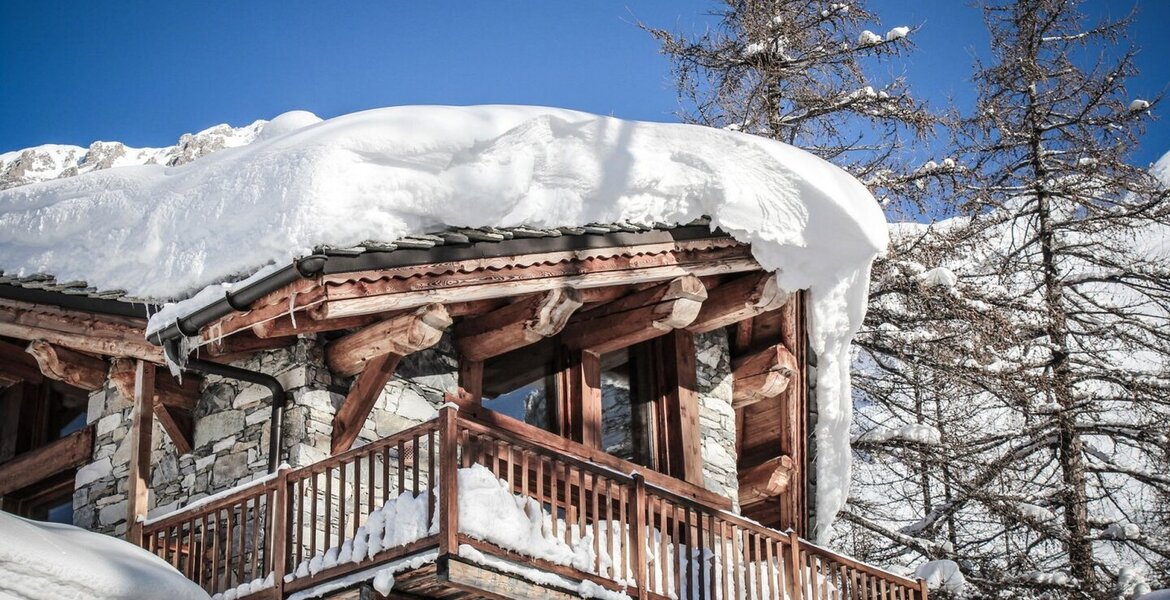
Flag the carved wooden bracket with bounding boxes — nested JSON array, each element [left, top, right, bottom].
[[325, 303, 452, 377], [687, 272, 789, 334], [738, 454, 796, 504], [455, 288, 582, 361], [110, 358, 200, 454], [562, 275, 708, 354], [26, 340, 108, 391], [731, 343, 799, 409]]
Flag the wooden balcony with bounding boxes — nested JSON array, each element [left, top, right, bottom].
[[139, 408, 927, 600]]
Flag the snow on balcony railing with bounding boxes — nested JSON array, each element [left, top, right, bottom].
[[139, 408, 927, 600]]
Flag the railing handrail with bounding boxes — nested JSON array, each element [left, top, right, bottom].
[[141, 408, 928, 599]]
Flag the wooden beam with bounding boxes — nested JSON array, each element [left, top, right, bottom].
[[127, 360, 154, 544], [0, 298, 162, 363], [205, 332, 298, 358], [0, 425, 93, 496], [456, 288, 582, 361], [253, 312, 379, 339], [331, 353, 403, 454], [732, 344, 799, 409], [562, 275, 708, 354], [25, 340, 107, 391], [738, 455, 796, 505], [318, 256, 754, 320], [326, 304, 452, 377], [687, 272, 788, 334], [0, 339, 43, 386]]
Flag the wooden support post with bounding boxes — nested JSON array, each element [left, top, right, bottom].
[[687, 272, 788, 334], [455, 288, 582, 361], [458, 360, 483, 401], [127, 360, 155, 544], [788, 529, 804, 600], [562, 351, 602, 448], [271, 468, 290, 597], [437, 407, 459, 557], [731, 344, 799, 409], [326, 303, 452, 377], [658, 331, 704, 486], [562, 275, 708, 354], [919, 578, 930, 600], [629, 473, 647, 597], [330, 353, 403, 454]]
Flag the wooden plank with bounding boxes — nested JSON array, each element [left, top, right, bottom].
[[455, 288, 581, 361], [442, 556, 579, 600], [127, 360, 155, 544], [0, 298, 162, 363], [561, 276, 708, 354], [738, 455, 796, 505], [318, 257, 757, 320], [25, 340, 107, 391], [687, 271, 788, 334], [205, 332, 298, 358], [0, 339, 44, 385], [0, 425, 93, 496], [331, 353, 403, 454], [153, 402, 194, 455], [326, 304, 452, 377], [732, 344, 799, 409]]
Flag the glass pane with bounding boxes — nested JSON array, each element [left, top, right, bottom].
[[600, 347, 655, 468], [483, 377, 554, 432]]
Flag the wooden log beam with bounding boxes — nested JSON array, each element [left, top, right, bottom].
[[0, 425, 93, 496], [110, 359, 199, 454], [561, 275, 707, 354], [127, 360, 154, 544], [455, 288, 582, 361], [331, 352, 403, 454], [326, 303, 452, 377], [687, 272, 789, 334], [25, 340, 107, 391], [731, 344, 799, 409], [205, 332, 298, 358], [0, 298, 162, 363], [0, 340, 43, 386], [738, 455, 796, 505]]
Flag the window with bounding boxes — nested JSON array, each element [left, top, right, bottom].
[[469, 330, 702, 484]]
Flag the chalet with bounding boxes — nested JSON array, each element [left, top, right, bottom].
[[0, 106, 924, 600]]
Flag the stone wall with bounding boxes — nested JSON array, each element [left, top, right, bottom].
[[694, 330, 739, 509]]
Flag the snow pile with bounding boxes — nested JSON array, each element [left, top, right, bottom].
[[0, 105, 886, 539], [1016, 503, 1056, 522], [914, 560, 967, 593], [210, 574, 273, 600], [858, 30, 883, 45], [1103, 521, 1141, 540], [854, 423, 941, 445], [0, 510, 210, 600], [917, 266, 957, 288], [291, 490, 432, 579]]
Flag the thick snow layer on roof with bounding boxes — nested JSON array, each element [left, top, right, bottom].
[[0, 105, 887, 539], [0, 511, 210, 600]]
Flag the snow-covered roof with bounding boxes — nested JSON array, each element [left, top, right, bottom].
[[0, 105, 888, 540], [0, 510, 210, 600]]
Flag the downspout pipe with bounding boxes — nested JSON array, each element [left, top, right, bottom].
[[164, 332, 288, 473]]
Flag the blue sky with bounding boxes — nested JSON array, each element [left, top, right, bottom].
[[2, 1, 1167, 165]]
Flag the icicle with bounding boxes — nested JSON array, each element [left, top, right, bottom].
[[288, 290, 298, 329]]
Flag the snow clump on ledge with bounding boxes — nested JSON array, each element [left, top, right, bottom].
[[0, 104, 887, 540], [0, 510, 210, 600]]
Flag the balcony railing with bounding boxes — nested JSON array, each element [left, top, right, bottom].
[[139, 408, 928, 600]]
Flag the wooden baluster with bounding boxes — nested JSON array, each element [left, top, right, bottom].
[[338, 462, 347, 550], [629, 473, 646, 598], [309, 473, 318, 559], [397, 439, 406, 494], [381, 445, 390, 504], [577, 467, 586, 549], [250, 495, 260, 581], [591, 473, 600, 575], [412, 434, 421, 496], [324, 468, 333, 554], [658, 498, 669, 595], [427, 429, 437, 527], [730, 525, 742, 600], [618, 481, 628, 584], [788, 530, 802, 600], [550, 460, 560, 541], [763, 534, 777, 600], [604, 479, 614, 581]]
